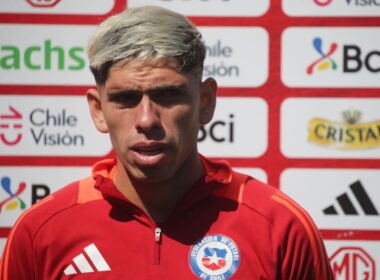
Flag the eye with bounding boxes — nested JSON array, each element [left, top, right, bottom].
[[162, 88, 182, 98], [151, 86, 186, 106], [108, 91, 142, 108]]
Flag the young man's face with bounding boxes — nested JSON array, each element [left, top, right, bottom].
[[87, 59, 216, 184]]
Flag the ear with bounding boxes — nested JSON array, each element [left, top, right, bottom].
[[86, 88, 109, 133], [199, 77, 217, 125]]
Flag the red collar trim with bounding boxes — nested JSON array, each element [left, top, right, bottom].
[[200, 155, 233, 185], [91, 155, 233, 203], [90, 155, 234, 223], [91, 155, 232, 187], [91, 158, 117, 179]]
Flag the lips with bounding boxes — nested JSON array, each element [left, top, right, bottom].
[[134, 147, 164, 155], [131, 142, 167, 153], [130, 142, 169, 166]]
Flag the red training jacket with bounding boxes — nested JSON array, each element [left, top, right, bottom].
[[0, 156, 333, 279]]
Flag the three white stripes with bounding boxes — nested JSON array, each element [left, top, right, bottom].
[[64, 243, 111, 275]]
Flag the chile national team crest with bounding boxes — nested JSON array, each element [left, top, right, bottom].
[[189, 235, 240, 279]]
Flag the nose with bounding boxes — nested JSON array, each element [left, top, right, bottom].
[[135, 94, 161, 133]]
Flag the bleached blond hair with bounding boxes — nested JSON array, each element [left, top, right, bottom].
[[87, 5, 206, 86]]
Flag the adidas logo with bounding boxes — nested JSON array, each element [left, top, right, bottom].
[[64, 243, 111, 275], [323, 180, 379, 216]]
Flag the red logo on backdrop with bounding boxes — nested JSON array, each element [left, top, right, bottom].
[[330, 247, 376, 280], [0, 106, 23, 146], [314, 0, 333, 6], [26, 0, 61, 8]]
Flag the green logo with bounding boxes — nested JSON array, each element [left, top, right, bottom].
[[0, 39, 85, 71]]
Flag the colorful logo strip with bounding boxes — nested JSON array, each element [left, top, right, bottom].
[[306, 37, 338, 75], [0, 166, 91, 227], [281, 28, 380, 88], [0, 176, 26, 214]]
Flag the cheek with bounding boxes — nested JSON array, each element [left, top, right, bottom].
[[104, 110, 133, 139], [172, 106, 200, 138], [104, 105, 130, 126]]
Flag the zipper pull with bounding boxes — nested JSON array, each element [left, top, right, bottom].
[[155, 227, 162, 243]]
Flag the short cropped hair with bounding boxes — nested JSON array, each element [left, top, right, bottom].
[[87, 5, 206, 86]]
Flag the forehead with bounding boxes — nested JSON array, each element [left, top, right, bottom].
[[113, 57, 181, 72]]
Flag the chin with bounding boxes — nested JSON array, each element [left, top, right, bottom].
[[130, 167, 172, 185]]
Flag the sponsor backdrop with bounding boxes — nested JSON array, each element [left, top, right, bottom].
[[0, 0, 379, 278]]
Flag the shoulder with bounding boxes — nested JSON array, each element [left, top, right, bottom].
[[242, 178, 302, 224], [241, 177, 319, 244], [0, 176, 103, 279], [7, 175, 101, 240], [239, 176, 332, 279], [9, 179, 81, 237], [213, 169, 328, 248]]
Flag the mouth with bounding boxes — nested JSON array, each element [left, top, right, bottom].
[[134, 147, 165, 156], [130, 142, 169, 166]]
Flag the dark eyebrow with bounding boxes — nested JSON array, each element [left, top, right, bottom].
[[107, 84, 187, 97], [108, 89, 141, 97], [107, 89, 141, 102], [147, 84, 187, 95]]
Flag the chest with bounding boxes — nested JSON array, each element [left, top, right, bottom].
[[33, 201, 278, 279]]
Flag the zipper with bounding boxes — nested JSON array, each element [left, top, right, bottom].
[[154, 227, 162, 265]]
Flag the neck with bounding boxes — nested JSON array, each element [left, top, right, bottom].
[[114, 152, 204, 223]]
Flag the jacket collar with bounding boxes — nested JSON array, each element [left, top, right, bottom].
[[92, 155, 232, 192], [91, 155, 233, 221]]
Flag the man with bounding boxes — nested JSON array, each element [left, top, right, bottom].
[[0, 6, 333, 279]]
